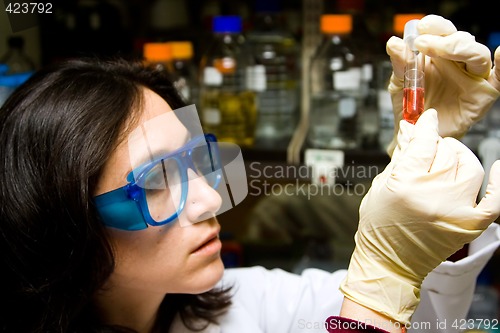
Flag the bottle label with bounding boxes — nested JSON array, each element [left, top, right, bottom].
[[333, 68, 362, 90], [204, 67, 223, 86], [330, 58, 343, 71], [246, 65, 266, 92], [305, 149, 345, 186], [203, 108, 221, 125], [377, 90, 392, 112], [362, 64, 373, 82], [338, 97, 356, 118]]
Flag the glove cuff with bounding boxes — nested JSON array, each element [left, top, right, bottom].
[[339, 248, 420, 325]]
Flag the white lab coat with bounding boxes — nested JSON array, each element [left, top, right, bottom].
[[170, 223, 500, 333]]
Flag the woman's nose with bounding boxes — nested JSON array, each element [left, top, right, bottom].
[[181, 168, 223, 225]]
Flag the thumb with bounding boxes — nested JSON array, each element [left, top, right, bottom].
[[392, 109, 439, 174], [475, 160, 500, 226], [391, 120, 414, 161]]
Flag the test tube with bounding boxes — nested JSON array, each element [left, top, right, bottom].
[[403, 19, 425, 124]]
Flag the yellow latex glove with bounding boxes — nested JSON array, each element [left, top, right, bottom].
[[386, 14, 500, 156], [340, 109, 500, 325]]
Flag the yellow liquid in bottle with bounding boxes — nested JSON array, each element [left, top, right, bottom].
[[200, 89, 257, 147]]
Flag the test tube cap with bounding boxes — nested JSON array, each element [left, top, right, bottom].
[[403, 19, 420, 51], [393, 14, 425, 35]]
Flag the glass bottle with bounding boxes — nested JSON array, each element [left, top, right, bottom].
[[0, 36, 35, 107], [246, 0, 300, 150], [308, 14, 362, 150], [0, 36, 35, 74], [168, 41, 198, 105], [199, 15, 257, 147], [336, 0, 382, 149]]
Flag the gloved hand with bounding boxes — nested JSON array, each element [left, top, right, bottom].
[[386, 14, 500, 156], [339, 109, 500, 324]]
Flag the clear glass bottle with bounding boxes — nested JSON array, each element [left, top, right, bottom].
[[336, 0, 382, 149], [168, 41, 198, 105], [0, 36, 35, 75], [308, 14, 362, 150], [199, 15, 257, 147], [246, 0, 300, 150]]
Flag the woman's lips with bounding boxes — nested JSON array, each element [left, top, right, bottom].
[[191, 223, 221, 255], [192, 235, 222, 256]]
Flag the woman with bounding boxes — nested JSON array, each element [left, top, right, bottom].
[[1, 15, 500, 333]]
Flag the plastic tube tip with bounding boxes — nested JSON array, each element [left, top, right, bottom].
[[403, 19, 420, 51]]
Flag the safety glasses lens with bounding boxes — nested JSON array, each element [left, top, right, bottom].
[[143, 158, 182, 223]]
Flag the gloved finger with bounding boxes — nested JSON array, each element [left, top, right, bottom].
[[392, 120, 413, 161], [386, 36, 405, 80], [468, 160, 500, 229], [489, 46, 500, 92], [441, 137, 484, 197], [417, 14, 457, 36], [454, 160, 500, 230], [414, 32, 492, 78], [425, 137, 460, 183], [394, 109, 440, 173]]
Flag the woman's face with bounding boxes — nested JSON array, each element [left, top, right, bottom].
[[94, 88, 224, 295]]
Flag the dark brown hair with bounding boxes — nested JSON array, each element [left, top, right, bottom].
[[0, 58, 231, 333]]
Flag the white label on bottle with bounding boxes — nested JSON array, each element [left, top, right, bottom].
[[304, 149, 345, 186], [330, 58, 343, 71], [362, 64, 373, 82], [338, 97, 356, 118], [333, 68, 362, 90], [246, 65, 267, 92], [377, 90, 392, 113], [203, 67, 222, 86], [203, 108, 221, 125]]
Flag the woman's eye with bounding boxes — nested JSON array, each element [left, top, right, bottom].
[[145, 171, 167, 189], [145, 163, 168, 188], [144, 159, 181, 189]]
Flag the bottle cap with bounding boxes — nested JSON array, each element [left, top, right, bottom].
[[213, 16, 242, 33], [487, 32, 500, 51], [143, 42, 172, 62], [169, 41, 193, 60], [320, 14, 352, 34], [394, 14, 425, 35]]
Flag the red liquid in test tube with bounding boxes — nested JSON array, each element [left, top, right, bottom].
[[403, 87, 425, 124], [403, 19, 425, 124]]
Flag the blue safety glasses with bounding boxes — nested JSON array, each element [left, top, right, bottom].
[[94, 134, 222, 231]]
